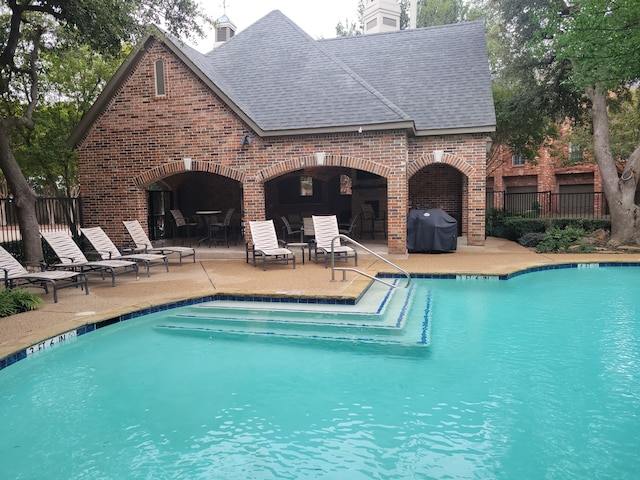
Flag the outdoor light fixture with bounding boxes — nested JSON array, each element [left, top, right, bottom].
[[315, 152, 326, 165], [433, 150, 444, 163], [486, 136, 493, 157], [183, 157, 192, 170], [240, 134, 253, 146]]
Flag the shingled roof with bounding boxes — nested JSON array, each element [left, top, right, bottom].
[[70, 10, 495, 146]]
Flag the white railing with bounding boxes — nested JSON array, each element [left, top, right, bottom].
[[328, 234, 410, 289]]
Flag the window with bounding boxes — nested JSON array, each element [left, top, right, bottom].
[[512, 154, 525, 166], [569, 143, 583, 163], [300, 176, 313, 196], [340, 174, 352, 195], [154, 59, 166, 97]]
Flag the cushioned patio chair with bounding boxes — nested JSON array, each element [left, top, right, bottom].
[[123, 220, 195, 264], [311, 215, 358, 268], [41, 230, 139, 286], [0, 244, 88, 303], [81, 226, 169, 277], [248, 219, 296, 270]]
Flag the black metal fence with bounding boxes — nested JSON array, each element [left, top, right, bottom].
[[0, 192, 612, 245], [0, 197, 83, 244], [486, 191, 609, 219]]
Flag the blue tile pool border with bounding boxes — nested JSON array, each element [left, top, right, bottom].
[[2, 261, 639, 372]]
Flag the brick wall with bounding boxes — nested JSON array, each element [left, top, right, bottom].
[[77, 39, 488, 252]]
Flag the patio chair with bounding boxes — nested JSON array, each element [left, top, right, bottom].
[[208, 208, 236, 247], [0, 245, 89, 303], [281, 216, 304, 243], [123, 220, 196, 263], [81, 226, 169, 277], [248, 219, 296, 270], [339, 214, 359, 237], [41, 230, 139, 286], [170, 209, 198, 244], [360, 203, 386, 239], [311, 215, 358, 268]]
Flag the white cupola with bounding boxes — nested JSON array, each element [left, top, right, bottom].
[[363, 0, 402, 34], [214, 14, 236, 48]]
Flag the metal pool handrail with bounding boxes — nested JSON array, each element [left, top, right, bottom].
[[329, 234, 411, 289]]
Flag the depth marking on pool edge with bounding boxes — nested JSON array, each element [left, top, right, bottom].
[[26, 329, 78, 356], [2, 263, 639, 371]]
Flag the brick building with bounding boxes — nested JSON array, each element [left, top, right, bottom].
[[487, 121, 606, 217], [70, 6, 495, 254]]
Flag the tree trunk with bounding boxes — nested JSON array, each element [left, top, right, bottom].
[[0, 123, 44, 262], [588, 87, 640, 245]]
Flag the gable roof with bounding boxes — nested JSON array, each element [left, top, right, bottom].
[[70, 10, 495, 147]]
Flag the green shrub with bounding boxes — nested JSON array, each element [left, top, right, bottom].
[[485, 207, 507, 237], [536, 226, 591, 253], [502, 218, 549, 241], [518, 232, 546, 248], [551, 218, 610, 232], [0, 288, 44, 318]]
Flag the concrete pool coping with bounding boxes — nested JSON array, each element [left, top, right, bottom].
[[1, 236, 639, 363]]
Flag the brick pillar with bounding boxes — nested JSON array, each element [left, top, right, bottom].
[[387, 172, 408, 254], [242, 177, 265, 243], [467, 170, 486, 246]]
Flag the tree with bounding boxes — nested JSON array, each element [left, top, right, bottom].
[[417, 0, 469, 26], [492, 0, 640, 244], [554, 0, 640, 244], [336, 0, 365, 36], [0, 0, 210, 262]]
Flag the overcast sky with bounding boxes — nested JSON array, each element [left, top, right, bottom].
[[192, 0, 361, 51]]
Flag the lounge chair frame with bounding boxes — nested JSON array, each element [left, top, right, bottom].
[[0, 245, 89, 303], [311, 215, 358, 268], [41, 231, 139, 286], [81, 226, 169, 277], [123, 220, 195, 264], [248, 219, 296, 270]]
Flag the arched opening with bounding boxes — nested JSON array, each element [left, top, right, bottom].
[[146, 171, 242, 241], [408, 163, 464, 236], [264, 166, 387, 242]]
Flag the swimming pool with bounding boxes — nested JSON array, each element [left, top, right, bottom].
[[0, 266, 638, 478]]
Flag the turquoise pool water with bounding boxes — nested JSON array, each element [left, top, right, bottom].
[[0, 267, 639, 479]]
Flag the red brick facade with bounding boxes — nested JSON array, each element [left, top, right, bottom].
[[77, 40, 489, 253]]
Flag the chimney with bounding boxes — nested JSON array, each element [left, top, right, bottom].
[[410, 0, 417, 29], [363, 0, 402, 34]]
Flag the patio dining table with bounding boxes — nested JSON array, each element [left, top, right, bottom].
[[195, 210, 222, 246]]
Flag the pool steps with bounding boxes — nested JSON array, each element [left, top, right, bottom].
[[154, 281, 431, 347]]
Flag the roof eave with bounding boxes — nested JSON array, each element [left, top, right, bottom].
[[256, 121, 416, 137], [414, 125, 496, 136]]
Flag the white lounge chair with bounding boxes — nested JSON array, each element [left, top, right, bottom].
[[81, 226, 169, 277], [311, 215, 358, 268], [0, 245, 89, 303], [248, 219, 296, 270], [123, 220, 195, 264], [41, 230, 139, 286]]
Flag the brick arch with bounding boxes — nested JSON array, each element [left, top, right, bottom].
[[407, 152, 475, 178], [132, 160, 245, 187], [255, 154, 391, 182]]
